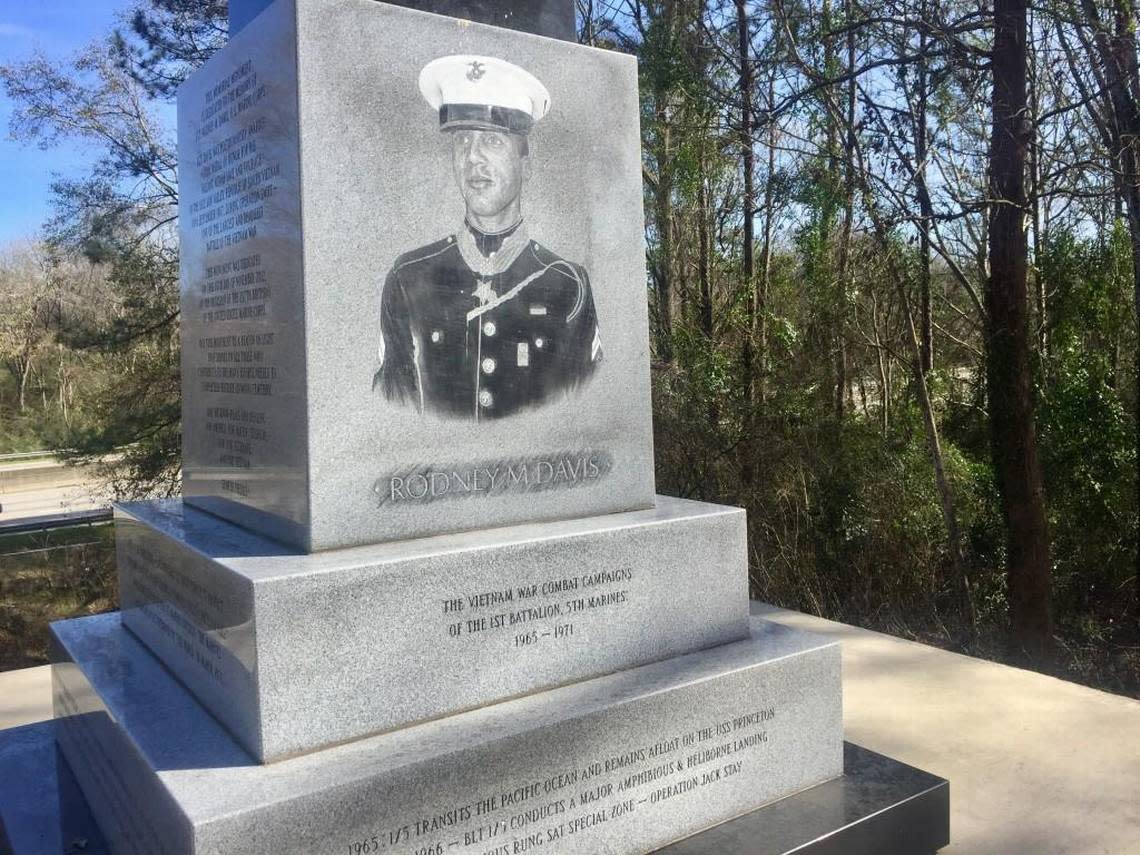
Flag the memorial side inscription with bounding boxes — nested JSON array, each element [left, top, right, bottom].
[[61, 656, 780, 855], [190, 61, 275, 250], [340, 706, 778, 855], [55, 680, 176, 854], [121, 522, 637, 665], [117, 517, 258, 706], [181, 41, 301, 499]]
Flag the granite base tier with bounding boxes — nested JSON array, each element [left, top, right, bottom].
[[48, 613, 841, 855], [115, 495, 749, 762], [0, 733, 948, 855]]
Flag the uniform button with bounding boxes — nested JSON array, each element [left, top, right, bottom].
[[481, 358, 496, 375], [535, 337, 545, 349], [479, 390, 494, 408], [483, 321, 497, 337], [431, 330, 443, 343]]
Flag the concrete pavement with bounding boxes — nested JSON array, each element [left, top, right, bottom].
[[754, 603, 1140, 855], [0, 457, 94, 493], [0, 666, 51, 732]]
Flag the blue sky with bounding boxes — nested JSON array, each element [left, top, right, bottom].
[[0, 0, 135, 244]]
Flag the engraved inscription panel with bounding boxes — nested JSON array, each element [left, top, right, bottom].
[[344, 706, 781, 855], [178, 0, 309, 546], [255, 506, 748, 759], [53, 616, 842, 855]]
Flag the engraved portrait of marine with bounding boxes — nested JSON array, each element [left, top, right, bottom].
[[374, 55, 603, 421]]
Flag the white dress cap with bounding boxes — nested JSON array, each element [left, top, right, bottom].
[[419, 55, 551, 134]]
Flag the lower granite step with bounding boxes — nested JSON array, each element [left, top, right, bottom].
[[0, 733, 948, 855], [48, 612, 842, 855]]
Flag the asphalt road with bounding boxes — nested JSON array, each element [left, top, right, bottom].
[[0, 484, 108, 521]]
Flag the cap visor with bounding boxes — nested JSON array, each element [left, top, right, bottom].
[[439, 104, 534, 134]]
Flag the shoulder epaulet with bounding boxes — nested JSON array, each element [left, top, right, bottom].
[[527, 241, 589, 321], [529, 240, 562, 264], [529, 241, 584, 281], [393, 236, 458, 272]]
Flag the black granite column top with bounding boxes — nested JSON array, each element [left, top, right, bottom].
[[385, 0, 575, 40], [228, 0, 576, 40]]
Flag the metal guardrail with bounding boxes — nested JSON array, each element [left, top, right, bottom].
[[0, 508, 113, 536], [0, 451, 57, 464]]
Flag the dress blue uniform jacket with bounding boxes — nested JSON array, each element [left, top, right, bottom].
[[376, 233, 602, 420]]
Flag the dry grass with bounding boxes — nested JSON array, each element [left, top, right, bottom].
[[0, 524, 117, 670]]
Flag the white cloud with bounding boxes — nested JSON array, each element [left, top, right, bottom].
[[0, 22, 37, 39]]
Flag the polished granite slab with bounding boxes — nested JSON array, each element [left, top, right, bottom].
[[47, 612, 841, 854], [660, 743, 949, 854]]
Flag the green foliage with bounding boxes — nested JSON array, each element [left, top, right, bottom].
[[0, 405, 60, 454], [115, 0, 227, 98], [1036, 229, 1138, 624]]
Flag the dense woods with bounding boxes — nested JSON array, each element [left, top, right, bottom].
[[583, 0, 1139, 686], [1, 0, 1139, 692]]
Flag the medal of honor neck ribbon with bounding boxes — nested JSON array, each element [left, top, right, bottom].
[[457, 220, 532, 289]]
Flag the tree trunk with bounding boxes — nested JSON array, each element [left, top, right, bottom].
[[916, 1, 935, 375], [901, 276, 975, 627], [872, 294, 890, 432], [653, 105, 675, 363], [987, 0, 1054, 657], [649, 0, 678, 364], [736, 0, 756, 398], [736, 0, 758, 485], [1111, 0, 1140, 622], [18, 357, 32, 412], [1027, 5, 1047, 358], [834, 0, 856, 424], [856, 151, 975, 627], [820, 0, 846, 423], [759, 72, 776, 407], [1123, 5, 1140, 621], [698, 168, 717, 428]]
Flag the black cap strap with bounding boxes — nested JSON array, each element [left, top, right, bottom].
[[440, 104, 534, 134]]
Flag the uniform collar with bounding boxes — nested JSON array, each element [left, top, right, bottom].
[[466, 219, 524, 257]]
